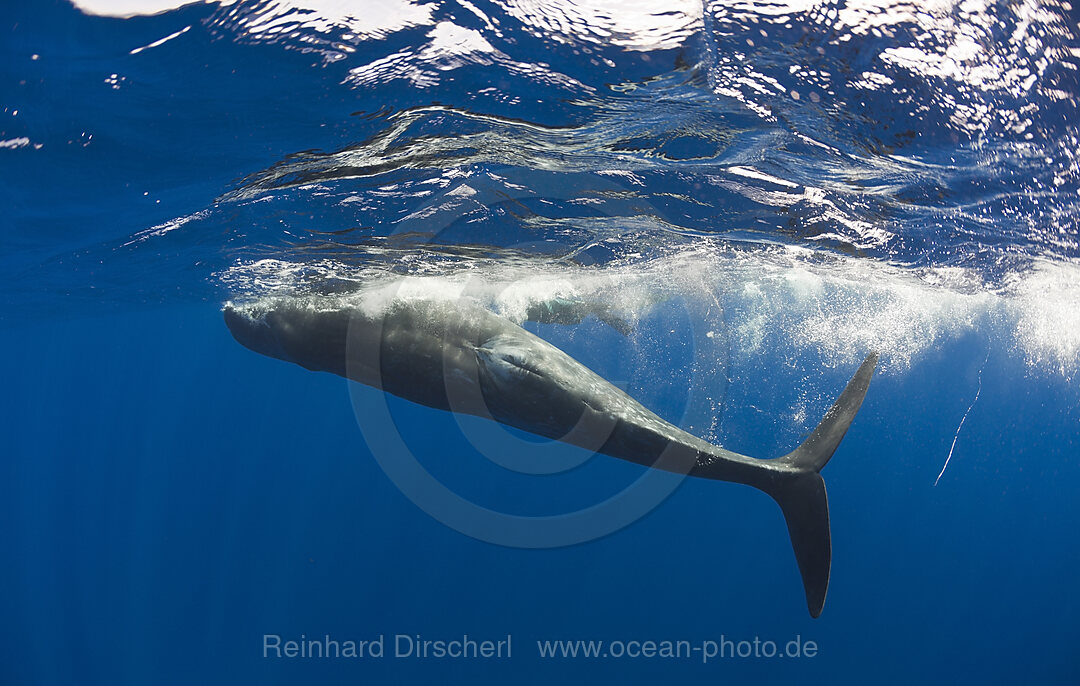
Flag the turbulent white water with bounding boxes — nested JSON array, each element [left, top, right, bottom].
[[220, 242, 1080, 381]]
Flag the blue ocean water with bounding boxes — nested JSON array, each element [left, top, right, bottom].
[[2, 0, 1080, 683]]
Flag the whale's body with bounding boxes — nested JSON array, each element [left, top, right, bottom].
[[224, 295, 877, 617]]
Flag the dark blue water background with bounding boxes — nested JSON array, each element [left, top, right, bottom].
[[2, 0, 1079, 683]]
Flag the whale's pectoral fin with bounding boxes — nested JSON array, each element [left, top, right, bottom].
[[768, 352, 879, 618], [595, 311, 634, 336]]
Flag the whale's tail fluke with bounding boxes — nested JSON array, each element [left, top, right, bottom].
[[767, 472, 831, 617], [765, 352, 879, 618], [782, 352, 879, 474]]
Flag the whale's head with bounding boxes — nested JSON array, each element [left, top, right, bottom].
[[224, 304, 287, 361], [223, 302, 353, 377]]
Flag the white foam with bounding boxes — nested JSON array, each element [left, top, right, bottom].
[[1003, 258, 1080, 379], [220, 244, 1080, 379]]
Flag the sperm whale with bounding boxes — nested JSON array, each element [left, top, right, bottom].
[[224, 293, 877, 617]]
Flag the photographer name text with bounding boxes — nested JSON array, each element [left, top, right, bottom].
[[263, 633, 511, 660]]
